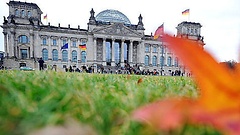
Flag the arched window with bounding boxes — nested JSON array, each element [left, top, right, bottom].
[[145, 55, 149, 66], [81, 51, 86, 63], [21, 10, 25, 18], [18, 35, 28, 44], [52, 49, 58, 61], [72, 50, 77, 62], [174, 57, 179, 67], [27, 11, 31, 18], [15, 9, 19, 16], [160, 56, 164, 66], [152, 55, 157, 66], [42, 49, 48, 61], [167, 56, 172, 66], [62, 50, 68, 62]]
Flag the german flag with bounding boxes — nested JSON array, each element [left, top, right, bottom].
[[182, 9, 190, 15], [43, 14, 47, 19], [79, 44, 86, 51], [154, 23, 164, 40]]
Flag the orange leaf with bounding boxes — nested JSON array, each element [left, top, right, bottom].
[[133, 34, 240, 135], [132, 99, 194, 130], [163, 35, 240, 111], [137, 78, 143, 84]]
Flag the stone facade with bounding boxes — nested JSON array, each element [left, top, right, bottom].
[[1, 1, 204, 75]]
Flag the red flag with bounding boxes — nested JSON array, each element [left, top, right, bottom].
[[43, 14, 47, 20], [154, 24, 164, 40]]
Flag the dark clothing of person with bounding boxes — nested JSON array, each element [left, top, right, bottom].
[[38, 58, 44, 70], [69, 66, 73, 72]]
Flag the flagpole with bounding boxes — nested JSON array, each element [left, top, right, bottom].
[[188, 12, 190, 22], [77, 49, 79, 68]]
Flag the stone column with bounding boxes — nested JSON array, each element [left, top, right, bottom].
[[102, 38, 106, 66], [14, 38, 17, 58], [59, 37, 62, 61], [149, 44, 152, 66], [93, 38, 97, 62], [3, 32, 8, 57], [93, 37, 97, 73], [77, 39, 81, 67], [163, 45, 167, 66], [157, 44, 160, 66], [68, 38, 71, 65], [9, 30, 15, 57], [120, 39, 125, 67], [30, 32, 34, 58], [34, 32, 40, 59], [137, 41, 144, 66], [128, 40, 133, 66], [48, 37, 52, 60], [111, 39, 115, 66]]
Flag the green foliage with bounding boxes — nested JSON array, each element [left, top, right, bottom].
[[0, 71, 219, 135]]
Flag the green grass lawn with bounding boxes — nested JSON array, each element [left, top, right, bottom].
[[0, 70, 220, 135]]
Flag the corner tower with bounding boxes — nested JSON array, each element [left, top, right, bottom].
[[1, 1, 43, 68], [176, 21, 205, 47], [7, 1, 42, 25]]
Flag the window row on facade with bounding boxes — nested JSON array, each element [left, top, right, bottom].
[[41, 49, 87, 63], [145, 45, 167, 53], [144, 55, 179, 67], [15, 9, 32, 18], [18, 35, 87, 47], [41, 36, 87, 47]]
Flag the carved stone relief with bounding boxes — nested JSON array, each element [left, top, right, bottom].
[[94, 23, 141, 37]]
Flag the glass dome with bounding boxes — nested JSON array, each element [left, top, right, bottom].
[[96, 9, 131, 24]]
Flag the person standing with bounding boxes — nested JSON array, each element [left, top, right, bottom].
[[38, 58, 44, 70]]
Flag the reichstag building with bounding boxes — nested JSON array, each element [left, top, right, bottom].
[[1, 1, 204, 75]]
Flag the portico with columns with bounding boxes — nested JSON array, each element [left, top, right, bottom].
[[90, 36, 141, 67]]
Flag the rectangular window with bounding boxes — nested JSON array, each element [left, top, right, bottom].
[[72, 41, 76, 47], [42, 38, 47, 45], [63, 39, 67, 45], [21, 49, 28, 59], [153, 47, 157, 53], [81, 40, 86, 45], [160, 46, 165, 53], [53, 39, 57, 46], [145, 46, 149, 52]]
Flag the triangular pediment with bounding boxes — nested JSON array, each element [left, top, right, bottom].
[[92, 23, 142, 37]]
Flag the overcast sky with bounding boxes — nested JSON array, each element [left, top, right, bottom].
[[1, 0, 240, 62]]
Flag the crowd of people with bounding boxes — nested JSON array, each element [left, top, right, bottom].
[[64, 63, 185, 76], [0, 58, 187, 76]]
